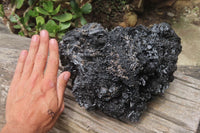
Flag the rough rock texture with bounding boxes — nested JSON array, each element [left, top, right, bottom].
[[59, 23, 182, 122]]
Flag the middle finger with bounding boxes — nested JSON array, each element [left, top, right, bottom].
[[32, 30, 49, 76]]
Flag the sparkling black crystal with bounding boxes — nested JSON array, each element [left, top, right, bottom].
[[59, 23, 182, 122]]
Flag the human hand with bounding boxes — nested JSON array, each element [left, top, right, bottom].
[[1, 30, 70, 133]]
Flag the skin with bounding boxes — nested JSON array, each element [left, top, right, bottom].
[[1, 30, 70, 133]]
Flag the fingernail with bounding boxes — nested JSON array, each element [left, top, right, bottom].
[[40, 30, 46, 36], [64, 73, 69, 81], [20, 50, 27, 58], [21, 50, 27, 56], [50, 39, 56, 45], [32, 35, 38, 41]]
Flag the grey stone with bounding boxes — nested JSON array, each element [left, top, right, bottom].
[[59, 23, 182, 122], [0, 19, 10, 34], [167, 12, 175, 17]]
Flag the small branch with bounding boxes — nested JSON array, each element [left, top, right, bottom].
[[23, 6, 32, 17], [3, 5, 16, 33], [11, 5, 16, 15], [13, 15, 28, 36], [138, 0, 143, 9], [17, 22, 28, 36], [5, 14, 28, 36]]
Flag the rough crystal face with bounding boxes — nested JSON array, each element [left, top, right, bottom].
[[59, 23, 182, 122]]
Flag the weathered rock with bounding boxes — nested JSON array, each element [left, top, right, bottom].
[[59, 23, 182, 122], [167, 12, 175, 17]]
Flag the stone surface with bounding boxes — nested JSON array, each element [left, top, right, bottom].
[[173, 22, 200, 66], [59, 23, 182, 122], [172, 2, 200, 66], [0, 19, 10, 34]]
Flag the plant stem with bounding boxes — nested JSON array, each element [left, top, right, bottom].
[[17, 20, 28, 36], [138, 0, 143, 8], [11, 5, 16, 15], [4, 9, 28, 36], [23, 0, 40, 28], [11, 3, 28, 36], [12, 15, 29, 36]]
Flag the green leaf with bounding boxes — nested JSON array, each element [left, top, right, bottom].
[[70, 0, 80, 13], [29, 22, 35, 27], [74, 20, 79, 27], [44, 20, 59, 34], [28, 9, 39, 17], [35, 25, 41, 32], [15, 0, 25, 9], [28, 0, 36, 6], [72, 11, 82, 18], [43, 1, 54, 12], [35, 7, 49, 15], [58, 32, 65, 40], [81, 3, 92, 14], [51, 5, 60, 15], [29, 31, 36, 36], [24, 12, 30, 23], [49, 32, 56, 37], [25, 26, 32, 31], [36, 16, 45, 25], [59, 22, 71, 31], [52, 13, 72, 22], [0, 4, 5, 17], [80, 16, 87, 25], [19, 17, 25, 24], [18, 31, 24, 36], [9, 14, 20, 23], [13, 24, 21, 29], [72, 14, 78, 19]]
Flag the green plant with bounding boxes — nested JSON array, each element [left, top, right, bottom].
[[70, 0, 92, 26], [31, 1, 73, 38], [0, 4, 5, 17], [0, 0, 92, 40]]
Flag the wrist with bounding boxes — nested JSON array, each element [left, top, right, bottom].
[[1, 123, 39, 133]]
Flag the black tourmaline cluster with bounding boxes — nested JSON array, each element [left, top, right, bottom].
[[59, 23, 182, 122]]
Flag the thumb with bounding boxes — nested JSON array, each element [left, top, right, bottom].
[[57, 71, 71, 107]]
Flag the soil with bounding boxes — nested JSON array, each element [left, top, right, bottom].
[[86, 0, 199, 29], [86, 0, 175, 29], [1, 0, 200, 32]]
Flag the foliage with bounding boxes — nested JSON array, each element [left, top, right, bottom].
[[0, 0, 92, 39], [0, 4, 5, 17], [15, 0, 25, 9], [70, 0, 92, 26]]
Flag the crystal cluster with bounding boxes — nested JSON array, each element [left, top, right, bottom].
[[59, 23, 182, 122]]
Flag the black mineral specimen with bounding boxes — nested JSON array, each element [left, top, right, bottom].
[[59, 23, 182, 122]]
